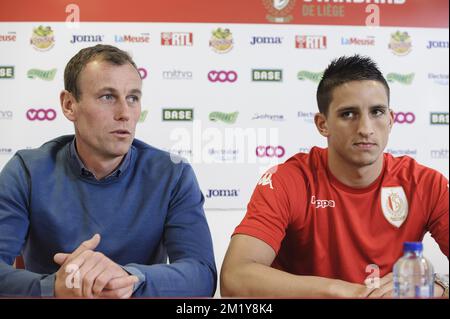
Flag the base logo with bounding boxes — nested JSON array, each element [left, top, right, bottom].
[[30, 25, 55, 51], [163, 109, 193, 121], [262, 0, 296, 23], [0, 66, 14, 79], [252, 69, 282, 82], [430, 112, 449, 125], [389, 31, 412, 56], [210, 28, 233, 53]]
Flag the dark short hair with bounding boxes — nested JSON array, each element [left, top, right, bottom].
[[317, 55, 390, 116], [64, 44, 138, 101]]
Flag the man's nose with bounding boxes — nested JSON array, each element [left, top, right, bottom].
[[114, 98, 130, 121]]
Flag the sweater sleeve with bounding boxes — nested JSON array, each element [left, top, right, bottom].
[[0, 155, 53, 296], [124, 163, 217, 297]]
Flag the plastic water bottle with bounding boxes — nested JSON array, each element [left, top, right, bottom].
[[393, 242, 435, 298]]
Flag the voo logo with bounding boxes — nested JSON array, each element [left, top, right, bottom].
[[256, 146, 285, 158], [394, 112, 415, 124], [26, 108, 57, 121], [208, 71, 238, 83], [311, 196, 335, 209]]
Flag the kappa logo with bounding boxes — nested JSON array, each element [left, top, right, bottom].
[[381, 187, 409, 228], [311, 196, 335, 209], [257, 173, 274, 189]]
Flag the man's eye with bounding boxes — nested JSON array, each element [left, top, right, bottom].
[[341, 112, 354, 119], [373, 109, 385, 117], [127, 95, 139, 103]]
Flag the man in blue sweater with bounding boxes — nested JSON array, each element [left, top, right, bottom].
[[0, 44, 217, 298]]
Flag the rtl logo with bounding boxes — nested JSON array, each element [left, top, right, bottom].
[[161, 32, 193, 46], [295, 36, 327, 49]]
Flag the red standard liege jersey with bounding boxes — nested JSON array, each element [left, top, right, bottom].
[[234, 147, 449, 284]]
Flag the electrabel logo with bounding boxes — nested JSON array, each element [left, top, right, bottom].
[[162, 109, 193, 121], [0, 147, 13, 155], [114, 34, 150, 43], [250, 36, 283, 45], [256, 146, 285, 158], [208, 148, 239, 162], [161, 32, 193, 46], [0, 110, 13, 120], [252, 69, 282, 82], [0, 66, 14, 79], [70, 35, 104, 44], [163, 70, 193, 80], [341, 36, 375, 46], [298, 111, 315, 124], [0, 32, 16, 42], [295, 36, 327, 49], [208, 70, 238, 83], [205, 189, 240, 198], [428, 73, 449, 86], [431, 149, 449, 159], [394, 112, 415, 124], [430, 112, 449, 125], [26, 108, 57, 121], [387, 73, 414, 85], [426, 40, 448, 49]]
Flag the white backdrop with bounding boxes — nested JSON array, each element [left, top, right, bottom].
[[0, 20, 448, 295]]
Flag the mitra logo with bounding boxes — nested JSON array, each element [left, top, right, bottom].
[[252, 69, 282, 82], [205, 189, 239, 198], [295, 36, 326, 49], [161, 32, 193, 46], [0, 110, 13, 120], [163, 70, 193, 80], [162, 109, 193, 121]]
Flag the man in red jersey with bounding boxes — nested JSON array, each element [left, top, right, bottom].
[[220, 55, 449, 298]]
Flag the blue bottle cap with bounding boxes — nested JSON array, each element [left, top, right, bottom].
[[403, 242, 423, 252]]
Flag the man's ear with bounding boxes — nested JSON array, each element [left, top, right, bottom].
[[60, 90, 76, 122], [314, 112, 329, 137]]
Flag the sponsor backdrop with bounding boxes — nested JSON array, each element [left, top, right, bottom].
[[1, 0, 449, 279]]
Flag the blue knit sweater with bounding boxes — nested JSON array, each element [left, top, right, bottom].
[[0, 135, 216, 297]]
